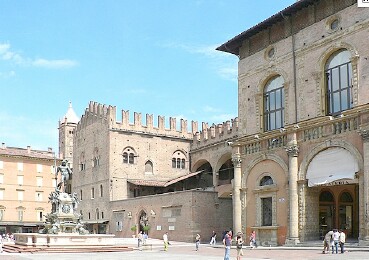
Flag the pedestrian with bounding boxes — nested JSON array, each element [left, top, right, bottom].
[[249, 230, 257, 249], [137, 231, 143, 250], [163, 232, 169, 251], [143, 232, 148, 245], [332, 229, 339, 254], [339, 229, 346, 253], [195, 233, 201, 251], [209, 231, 217, 245], [223, 230, 232, 260], [323, 230, 333, 254], [236, 234, 244, 260]]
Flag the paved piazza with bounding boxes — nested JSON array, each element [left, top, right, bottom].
[[1, 242, 369, 260]]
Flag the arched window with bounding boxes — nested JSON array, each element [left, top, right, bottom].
[[181, 159, 186, 169], [122, 147, 136, 164], [264, 75, 284, 131], [260, 176, 274, 186], [93, 148, 100, 167], [122, 152, 128, 163], [129, 153, 134, 164], [339, 192, 353, 203], [172, 151, 186, 169], [79, 152, 86, 171], [145, 161, 153, 174], [325, 49, 352, 116], [320, 191, 334, 202]]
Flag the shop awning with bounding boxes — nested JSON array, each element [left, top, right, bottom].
[[306, 147, 359, 187]]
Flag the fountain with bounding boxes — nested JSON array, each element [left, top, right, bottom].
[[13, 160, 115, 248]]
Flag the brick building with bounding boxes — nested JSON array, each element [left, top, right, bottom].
[[69, 102, 237, 241], [0, 143, 58, 235], [217, 0, 369, 245]]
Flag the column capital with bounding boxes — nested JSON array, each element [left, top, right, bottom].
[[286, 144, 299, 157], [232, 156, 242, 168]]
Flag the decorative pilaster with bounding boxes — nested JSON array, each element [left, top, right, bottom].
[[232, 154, 242, 235], [359, 128, 369, 245], [285, 135, 300, 246]]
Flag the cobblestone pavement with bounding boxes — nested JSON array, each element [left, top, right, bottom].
[[1, 242, 369, 260]]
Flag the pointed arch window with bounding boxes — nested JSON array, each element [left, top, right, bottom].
[[264, 76, 284, 131], [145, 161, 153, 174], [325, 49, 352, 116]]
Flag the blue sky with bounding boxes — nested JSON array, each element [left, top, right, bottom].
[[0, 0, 295, 152]]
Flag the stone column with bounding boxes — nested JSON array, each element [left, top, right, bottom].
[[213, 170, 218, 187], [359, 129, 369, 245], [232, 151, 242, 235], [285, 134, 300, 245]]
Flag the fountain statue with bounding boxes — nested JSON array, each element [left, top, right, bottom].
[[39, 160, 88, 235], [13, 159, 118, 248]]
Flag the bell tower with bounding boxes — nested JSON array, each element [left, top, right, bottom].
[[58, 101, 79, 170]]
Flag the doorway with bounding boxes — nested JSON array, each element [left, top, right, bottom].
[[319, 187, 357, 238]]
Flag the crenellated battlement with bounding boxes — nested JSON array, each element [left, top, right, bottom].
[[76, 101, 238, 144], [77, 101, 198, 139], [191, 117, 239, 149]]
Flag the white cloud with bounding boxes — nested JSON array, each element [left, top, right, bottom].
[[0, 70, 16, 78], [160, 42, 223, 58], [32, 58, 78, 69], [0, 42, 77, 69], [218, 67, 238, 82], [160, 41, 237, 82], [203, 105, 220, 113]]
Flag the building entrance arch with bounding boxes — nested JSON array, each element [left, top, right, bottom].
[[319, 188, 356, 238]]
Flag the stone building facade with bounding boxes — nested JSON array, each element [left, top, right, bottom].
[[70, 102, 237, 240], [217, 0, 369, 245], [0, 143, 58, 235]]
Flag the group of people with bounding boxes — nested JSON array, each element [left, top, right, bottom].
[[222, 230, 257, 260], [137, 231, 149, 249], [323, 229, 346, 254]]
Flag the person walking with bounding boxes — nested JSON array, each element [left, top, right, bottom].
[[223, 230, 232, 260], [339, 230, 346, 253], [236, 234, 244, 260], [209, 231, 217, 246], [249, 230, 257, 249], [195, 233, 201, 251], [137, 231, 143, 250], [163, 232, 169, 251]]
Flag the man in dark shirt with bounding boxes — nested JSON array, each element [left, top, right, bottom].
[[223, 230, 232, 260]]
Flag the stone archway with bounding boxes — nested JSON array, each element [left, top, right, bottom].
[[138, 210, 149, 234]]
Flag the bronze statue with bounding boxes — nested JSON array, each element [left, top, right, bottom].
[[56, 159, 72, 192]]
